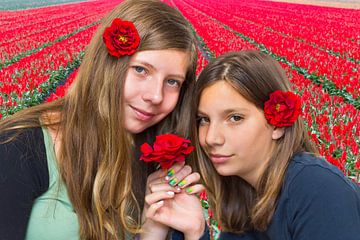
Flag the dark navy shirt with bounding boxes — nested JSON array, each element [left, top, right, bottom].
[[217, 152, 360, 240]]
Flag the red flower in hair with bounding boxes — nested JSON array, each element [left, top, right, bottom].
[[140, 134, 194, 170], [264, 90, 301, 127], [103, 18, 140, 58]]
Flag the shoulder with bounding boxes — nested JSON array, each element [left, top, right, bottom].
[[0, 127, 48, 193], [0, 127, 49, 240], [278, 156, 360, 239], [0, 127, 44, 148], [283, 152, 360, 211], [0, 127, 47, 169], [285, 152, 359, 192]]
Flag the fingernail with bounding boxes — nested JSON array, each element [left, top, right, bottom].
[[166, 191, 175, 196], [178, 180, 187, 188], [169, 178, 178, 186], [157, 200, 164, 205], [167, 169, 175, 177], [186, 187, 193, 194], [176, 186, 181, 192], [164, 176, 170, 181]]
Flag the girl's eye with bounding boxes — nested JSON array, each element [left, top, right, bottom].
[[197, 116, 209, 125], [167, 79, 181, 88], [133, 66, 146, 74], [230, 115, 243, 122]]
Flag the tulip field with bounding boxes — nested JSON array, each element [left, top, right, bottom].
[[1, 0, 359, 181], [0, 0, 359, 238], [166, 0, 360, 179]]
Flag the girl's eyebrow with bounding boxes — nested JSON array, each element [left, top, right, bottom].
[[198, 108, 249, 115], [168, 74, 185, 80], [197, 110, 207, 115], [131, 61, 185, 80], [222, 108, 249, 114], [131, 61, 156, 71]]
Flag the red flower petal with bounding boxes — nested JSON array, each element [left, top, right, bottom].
[[140, 143, 153, 155], [103, 18, 140, 58], [139, 134, 194, 169], [264, 90, 301, 127]]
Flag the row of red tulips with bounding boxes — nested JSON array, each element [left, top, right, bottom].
[[197, 0, 360, 61], [181, 0, 360, 101], [169, 0, 359, 180], [0, 0, 123, 64]]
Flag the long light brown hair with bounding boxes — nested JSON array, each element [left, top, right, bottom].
[[190, 51, 318, 233], [0, 0, 197, 239]]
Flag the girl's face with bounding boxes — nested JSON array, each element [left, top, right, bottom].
[[123, 49, 189, 134], [197, 80, 279, 187]]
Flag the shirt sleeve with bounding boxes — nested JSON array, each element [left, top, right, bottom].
[[288, 165, 360, 240], [0, 128, 49, 240]]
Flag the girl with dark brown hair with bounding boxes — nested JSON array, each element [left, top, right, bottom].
[[192, 50, 360, 239], [147, 50, 360, 239], [0, 0, 205, 239]]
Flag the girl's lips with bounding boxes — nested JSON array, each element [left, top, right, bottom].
[[209, 153, 233, 164], [131, 106, 155, 121]]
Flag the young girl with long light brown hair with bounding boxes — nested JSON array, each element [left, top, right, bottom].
[[0, 1, 205, 239]]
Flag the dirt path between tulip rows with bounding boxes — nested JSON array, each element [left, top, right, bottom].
[[268, 0, 360, 9]]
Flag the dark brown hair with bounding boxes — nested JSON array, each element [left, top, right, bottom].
[[0, 0, 197, 239], [190, 50, 318, 233]]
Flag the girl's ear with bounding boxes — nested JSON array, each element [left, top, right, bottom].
[[272, 127, 285, 140]]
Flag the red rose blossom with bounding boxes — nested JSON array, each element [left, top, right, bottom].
[[103, 18, 140, 58], [140, 134, 194, 169], [264, 90, 301, 127]]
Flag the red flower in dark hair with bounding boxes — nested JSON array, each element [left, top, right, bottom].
[[103, 18, 140, 58], [264, 90, 301, 127], [140, 134, 194, 169]]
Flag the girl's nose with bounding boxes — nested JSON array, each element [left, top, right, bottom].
[[205, 123, 225, 147], [142, 76, 163, 105]]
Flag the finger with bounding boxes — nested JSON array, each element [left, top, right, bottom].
[[146, 200, 164, 219], [176, 172, 201, 189], [167, 165, 192, 187], [148, 176, 168, 188], [147, 168, 168, 183], [149, 182, 181, 194], [184, 184, 206, 195], [148, 173, 179, 186], [164, 161, 186, 181], [145, 190, 175, 206], [147, 161, 187, 185]]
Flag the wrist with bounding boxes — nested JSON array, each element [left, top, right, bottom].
[[184, 221, 206, 240], [141, 219, 169, 240], [140, 231, 168, 240]]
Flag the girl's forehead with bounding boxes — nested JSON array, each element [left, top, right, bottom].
[[199, 81, 248, 106]]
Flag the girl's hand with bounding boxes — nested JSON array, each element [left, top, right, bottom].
[[141, 162, 185, 239], [144, 162, 206, 240]]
